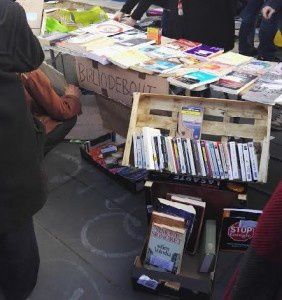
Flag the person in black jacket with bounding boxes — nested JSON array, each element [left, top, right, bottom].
[[0, 1, 46, 299]]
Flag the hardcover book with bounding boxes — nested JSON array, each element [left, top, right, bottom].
[[145, 222, 186, 274], [220, 208, 262, 251]]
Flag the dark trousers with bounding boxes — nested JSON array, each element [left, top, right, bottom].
[[0, 219, 39, 300], [44, 116, 77, 155], [239, 0, 281, 59]]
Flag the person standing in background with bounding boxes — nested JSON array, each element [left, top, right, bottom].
[[0, 1, 46, 299], [239, 0, 281, 61]]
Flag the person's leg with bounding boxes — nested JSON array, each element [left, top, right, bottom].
[[239, 0, 264, 55], [0, 218, 39, 300], [44, 116, 77, 155], [258, 10, 281, 60]]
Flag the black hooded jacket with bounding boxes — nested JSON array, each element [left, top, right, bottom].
[[0, 0, 46, 234]]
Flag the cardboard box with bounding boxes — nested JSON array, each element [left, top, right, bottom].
[[17, 0, 44, 35], [76, 57, 169, 107]]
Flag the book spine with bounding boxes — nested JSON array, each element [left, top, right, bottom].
[[205, 141, 215, 178], [141, 135, 146, 169], [133, 133, 138, 168], [243, 143, 252, 182], [172, 138, 181, 173], [182, 138, 191, 175], [137, 135, 144, 168], [222, 142, 233, 180], [197, 140, 206, 177], [161, 136, 169, 171], [157, 136, 164, 171], [187, 139, 196, 176], [237, 143, 246, 182], [218, 142, 229, 179], [229, 141, 239, 180], [209, 142, 220, 179], [166, 137, 177, 173], [177, 138, 186, 174], [191, 140, 201, 176], [248, 142, 259, 181], [151, 136, 159, 171], [214, 142, 225, 179], [201, 141, 211, 177]]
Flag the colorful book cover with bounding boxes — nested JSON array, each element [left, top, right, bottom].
[[186, 45, 224, 59], [133, 59, 182, 74], [177, 106, 204, 140], [166, 39, 202, 52], [145, 222, 186, 274], [169, 70, 219, 89], [220, 208, 262, 251]]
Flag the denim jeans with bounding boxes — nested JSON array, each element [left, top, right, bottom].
[[239, 0, 281, 59]]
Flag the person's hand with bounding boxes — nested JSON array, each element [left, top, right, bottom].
[[124, 17, 137, 27], [65, 85, 81, 99], [113, 11, 124, 22], [262, 6, 276, 19]]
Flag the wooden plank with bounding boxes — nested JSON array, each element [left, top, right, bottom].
[[122, 93, 140, 166], [202, 121, 267, 140]]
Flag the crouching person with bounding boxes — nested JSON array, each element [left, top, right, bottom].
[[21, 69, 82, 155]]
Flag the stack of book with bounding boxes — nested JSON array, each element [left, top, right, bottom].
[[133, 127, 260, 182], [145, 194, 207, 273]]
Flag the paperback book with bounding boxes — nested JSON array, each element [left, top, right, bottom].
[[177, 106, 204, 139], [186, 45, 224, 61], [131, 59, 182, 75], [211, 71, 257, 95], [145, 222, 186, 274], [168, 69, 219, 89], [212, 52, 252, 66], [237, 59, 276, 75], [220, 208, 262, 251], [84, 20, 132, 36], [166, 39, 202, 52]]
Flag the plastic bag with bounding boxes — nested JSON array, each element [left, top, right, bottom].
[[46, 6, 108, 33]]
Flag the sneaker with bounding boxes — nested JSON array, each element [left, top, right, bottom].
[[257, 55, 281, 62], [271, 114, 282, 130]]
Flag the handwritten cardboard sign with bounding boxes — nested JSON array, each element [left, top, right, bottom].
[[76, 57, 169, 107]]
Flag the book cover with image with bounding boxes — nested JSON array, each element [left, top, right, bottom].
[[145, 222, 186, 274], [132, 59, 182, 74], [168, 70, 219, 89], [186, 45, 224, 60], [177, 106, 204, 140], [211, 71, 257, 95]]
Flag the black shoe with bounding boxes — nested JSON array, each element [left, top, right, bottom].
[[239, 48, 258, 57], [257, 55, 281, 62]]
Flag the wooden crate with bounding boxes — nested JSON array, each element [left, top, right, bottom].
[[122, 93, 272, 183]]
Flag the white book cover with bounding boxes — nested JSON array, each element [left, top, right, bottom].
[[229, 142, 239, 180], [151, 136, 159, 171], [222, 142, 234, 180], [141, 135, 146, 169], [186, 139, 196, 176], [214, 142, 224, 179], [133, 133, 138, 168], [243, 143, 252, 182], [142, 127, 161, 170], [204, 141, 216, 179], [177, 138, 186, 174], [196, 140, 207, 177], [248, 142, 259, 181], [237, 143, 246, 182], [219, 143, 229, 179], [182, 139, 191, 175], [157, 136, 164, 171], [136, 135, 143, 168]]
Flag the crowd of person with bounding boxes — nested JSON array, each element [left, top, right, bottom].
[[0, 0, 281, 299]]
